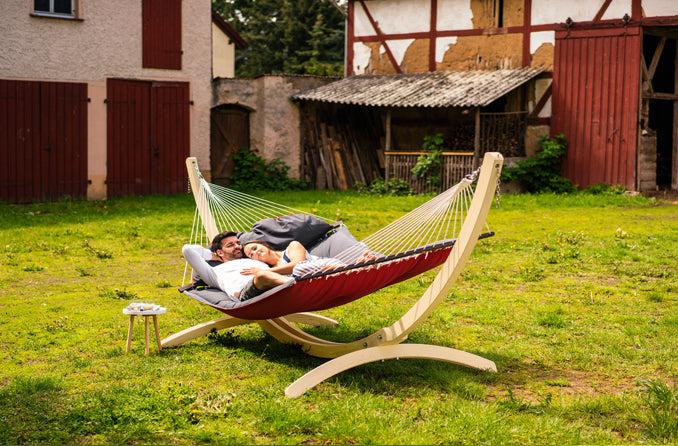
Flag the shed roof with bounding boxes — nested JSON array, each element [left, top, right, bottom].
[[293, 68, 544, 108]]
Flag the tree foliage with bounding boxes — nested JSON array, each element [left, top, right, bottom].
[[212, 0, 345, 77]]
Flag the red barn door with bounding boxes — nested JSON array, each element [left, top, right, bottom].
[[106, 79, 189, 197], [0, 79, 87, 203], [552, 27, 641, 189]]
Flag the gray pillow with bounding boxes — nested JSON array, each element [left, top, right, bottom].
[[238, 214, 335, 250]]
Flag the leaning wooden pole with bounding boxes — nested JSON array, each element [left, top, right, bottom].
[[186, 157, 219, 242]]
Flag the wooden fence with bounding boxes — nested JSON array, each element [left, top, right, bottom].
[[385, 151, 475, 193]]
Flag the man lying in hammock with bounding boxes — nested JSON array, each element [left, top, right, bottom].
[[182, 231, 294, 302]]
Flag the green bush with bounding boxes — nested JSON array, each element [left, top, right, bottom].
[[354, 178, 413, 196], [412, 133, 445, 187], [583, 183, 626, 195], [501, 134, 575, 193], [230, 148, 310, 191]]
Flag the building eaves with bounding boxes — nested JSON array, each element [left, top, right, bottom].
[[212, 9, 249, 50], [292, 68, 545, 108]]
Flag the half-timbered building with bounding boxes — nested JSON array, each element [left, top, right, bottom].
[[297, 0, 678, 192]]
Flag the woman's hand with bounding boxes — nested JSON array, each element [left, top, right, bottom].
[[240, 267, 263, 276]]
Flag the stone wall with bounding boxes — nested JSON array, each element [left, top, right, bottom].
[[212, 75, 337, 178]]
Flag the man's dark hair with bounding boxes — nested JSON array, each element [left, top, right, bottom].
[[210, 231, 238, 252]]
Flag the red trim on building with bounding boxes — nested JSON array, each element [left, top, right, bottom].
[[347, 0, 355, 75], [358, 0, 403, 73], [593, 0, 613, 22], [522, 0, 532, 66], [632, 0, 642, 21], [530, 84, 552, 118], [428, 0, 437, 72]]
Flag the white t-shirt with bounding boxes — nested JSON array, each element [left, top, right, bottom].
[[212, 258, 270, 296]]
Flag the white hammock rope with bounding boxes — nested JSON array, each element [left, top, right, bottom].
[[184, 168, 491, 282]]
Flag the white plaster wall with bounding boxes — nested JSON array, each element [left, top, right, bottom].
[[353, 42, 373, 74], [532, 0, 631, 25], [383, 39, 415, 64], [212, 23, 236, 78], [437, 0, 473, 30], [0, 0, 212, 194], [530, 31, 554, 54], [602, 0, 633, 20], [355, 0, 431, 36], [643, 0, 678, 17]]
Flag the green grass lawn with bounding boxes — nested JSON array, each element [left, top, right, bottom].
[[0, 190, 676, 444]]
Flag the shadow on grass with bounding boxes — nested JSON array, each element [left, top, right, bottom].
[[197, 327, 518, 398], [0, 376, 70, 444]]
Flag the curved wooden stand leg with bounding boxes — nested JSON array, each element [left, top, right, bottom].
[[161, 315, 252, 348], [284, 312, 338, 327], [285, 344, 497, 398]]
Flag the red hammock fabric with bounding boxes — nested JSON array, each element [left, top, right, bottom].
[[218, 245, 454, 320]]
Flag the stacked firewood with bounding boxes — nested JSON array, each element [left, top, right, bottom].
[[300, 103, 383, 189]]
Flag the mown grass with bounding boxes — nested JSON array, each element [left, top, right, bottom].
[[0, 191, 676, 444]]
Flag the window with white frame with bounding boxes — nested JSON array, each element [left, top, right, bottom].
[[34, 0, 76, 18]]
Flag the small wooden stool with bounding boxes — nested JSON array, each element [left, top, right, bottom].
[[123, 306, 167, 355]]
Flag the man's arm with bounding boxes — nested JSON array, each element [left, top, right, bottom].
[[182, 244, 220, 289]]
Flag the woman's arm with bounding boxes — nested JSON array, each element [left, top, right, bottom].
[[269, 241, 307, 275]]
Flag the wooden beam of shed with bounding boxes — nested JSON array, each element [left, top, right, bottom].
[[647, 36, 667, 81]]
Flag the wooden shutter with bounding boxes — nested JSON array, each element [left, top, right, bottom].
[[142, 0, 182, 70]]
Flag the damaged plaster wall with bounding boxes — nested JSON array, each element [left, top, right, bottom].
[[437, 33, 523, 70], [531, 0, 631, 24], [357, 0, 526, 73], [354, 0, 430, 35], [213, 75, 335, 178], [530, 31, 554, 70]]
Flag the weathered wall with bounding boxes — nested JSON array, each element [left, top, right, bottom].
[[0, 0, 212, 199], [352, 0, 678, 76], [212, 22, 236, 78], [213, 75, 337, 178]]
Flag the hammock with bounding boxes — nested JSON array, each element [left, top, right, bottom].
[[163, 152, 504, 397]]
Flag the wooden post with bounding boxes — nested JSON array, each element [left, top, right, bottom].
[[385, 109, 392, 151], [474, 108, 481, 168], [125, 316, 135, 353], [144, 316, 150, 356], [385, 109, 392, 181], [673, 42, 678, 190], [153, 315, 162, 352]]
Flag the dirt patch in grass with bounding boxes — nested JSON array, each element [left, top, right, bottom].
[[487, 368, 641, 403]]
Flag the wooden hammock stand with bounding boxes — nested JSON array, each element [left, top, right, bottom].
[[161, 152, 503, 398]]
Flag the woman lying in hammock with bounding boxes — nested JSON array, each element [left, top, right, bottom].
[[241, 240, 344, 278]]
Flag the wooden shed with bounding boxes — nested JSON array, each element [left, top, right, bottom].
[[294, 67, 544, 191]]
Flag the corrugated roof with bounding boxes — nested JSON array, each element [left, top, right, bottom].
[[292, 68, 544, 108]]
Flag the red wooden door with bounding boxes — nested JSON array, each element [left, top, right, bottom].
[[0, 79, 87, 203], [210, 105, 250, 185], [106, 79, 189, 197], [552, 27, 641, 189]]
